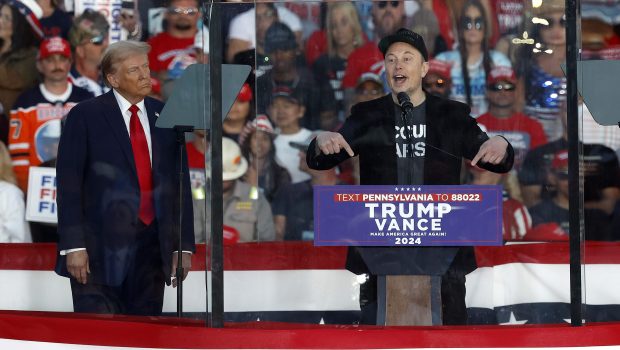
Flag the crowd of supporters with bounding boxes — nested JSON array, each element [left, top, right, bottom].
[[1, 0, 620, 245]]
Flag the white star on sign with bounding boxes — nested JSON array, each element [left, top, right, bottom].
[[500, 312, 528, 325]]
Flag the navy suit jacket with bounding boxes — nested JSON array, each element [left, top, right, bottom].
[[55, 91, 195, 286]]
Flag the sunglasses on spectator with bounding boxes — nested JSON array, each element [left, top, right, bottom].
[[168, 6, 198, 15], [377, 1, 400, 9], [541, 16, 566, 29], [461, 16, 484, 31], [88, 34, 106, 46], [423, 79, 448, 89], [488, 82, 516, 92], [554, 170, 569, 180]]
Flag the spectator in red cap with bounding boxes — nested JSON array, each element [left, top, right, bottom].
[[423, 59, 452, 99], [223, 83, 254, 143], [9, 36, 92, 243], [526, 149, 617, 241], [8, 37, 92, 195], [477, 66, 547, 171], [0, 0, 43, 121]]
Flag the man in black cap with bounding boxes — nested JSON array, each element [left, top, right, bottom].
[[256, 22, 336, 131], [307, 28, 514, 325]]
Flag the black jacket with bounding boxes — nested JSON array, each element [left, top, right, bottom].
[[307, 93, 514, 275], [308, 93, 514, 185]]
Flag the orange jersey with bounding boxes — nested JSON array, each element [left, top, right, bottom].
[[9, 84, 92, 192]]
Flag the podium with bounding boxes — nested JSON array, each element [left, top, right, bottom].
[[314, 185, 503, 326], [357, 246, 458, 326]]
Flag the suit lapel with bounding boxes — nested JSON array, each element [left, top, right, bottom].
[[101, 91, 138, 178]]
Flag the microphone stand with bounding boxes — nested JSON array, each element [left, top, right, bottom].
[[401, 109, 415, 158], [173, 125, 194, 318], [398, 92, 415, 158]]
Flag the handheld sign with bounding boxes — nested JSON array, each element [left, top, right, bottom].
[[26, 167, 58, 224], [314, 185, 503, 246]]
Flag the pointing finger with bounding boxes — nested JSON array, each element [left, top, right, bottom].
[[342, 141, 354, 157]]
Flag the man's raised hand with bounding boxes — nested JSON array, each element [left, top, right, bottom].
[[315, 131, 354, 157], [471, 136, 509, 166]]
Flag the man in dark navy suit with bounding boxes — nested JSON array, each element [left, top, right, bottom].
[[55, 40, 195, 315]]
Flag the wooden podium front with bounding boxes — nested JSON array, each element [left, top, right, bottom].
[[376, 275, 444, 326], [357, 247, 455, 326], [386, 276, 432, 325]]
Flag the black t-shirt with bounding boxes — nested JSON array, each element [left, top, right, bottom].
[[519, 139, 620, 201], [395, 100, 426, 185], [312, 54, 347, 120], [272, 180, 314, 241], [529, 199, 569, 232], [40, 9, 72, 39], [530, 199, 614, 240]]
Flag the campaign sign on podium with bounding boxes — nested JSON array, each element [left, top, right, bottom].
[[314, 185, 503, 247]]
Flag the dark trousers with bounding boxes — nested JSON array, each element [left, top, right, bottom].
[[70, 222, 166, 316]]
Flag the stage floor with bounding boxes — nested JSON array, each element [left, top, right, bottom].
[[2, 310, 620, 349]]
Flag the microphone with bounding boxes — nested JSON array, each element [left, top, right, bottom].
[[397, 92, 414, 158], [397, 92, 414, 114]]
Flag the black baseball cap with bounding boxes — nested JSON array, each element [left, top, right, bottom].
[[264, 22, 298, 54], [271, 85, 303, 105], [378, 28, 429, 61]]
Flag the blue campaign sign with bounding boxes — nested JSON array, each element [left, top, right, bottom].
[[314, 185, 503, 247]]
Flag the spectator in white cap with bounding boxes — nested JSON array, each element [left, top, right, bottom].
[[0, 0, 43, 117], [194, 137, 276, 243], [353, 71, 384, 107], [240, 114, 291, 203]]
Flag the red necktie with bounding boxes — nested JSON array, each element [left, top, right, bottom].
[[129, 104, 155, 225]]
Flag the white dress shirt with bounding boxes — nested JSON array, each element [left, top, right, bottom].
[[113, 89, 153, 164]]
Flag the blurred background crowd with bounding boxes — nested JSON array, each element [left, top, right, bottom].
[[1, 0, 620, 246]]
